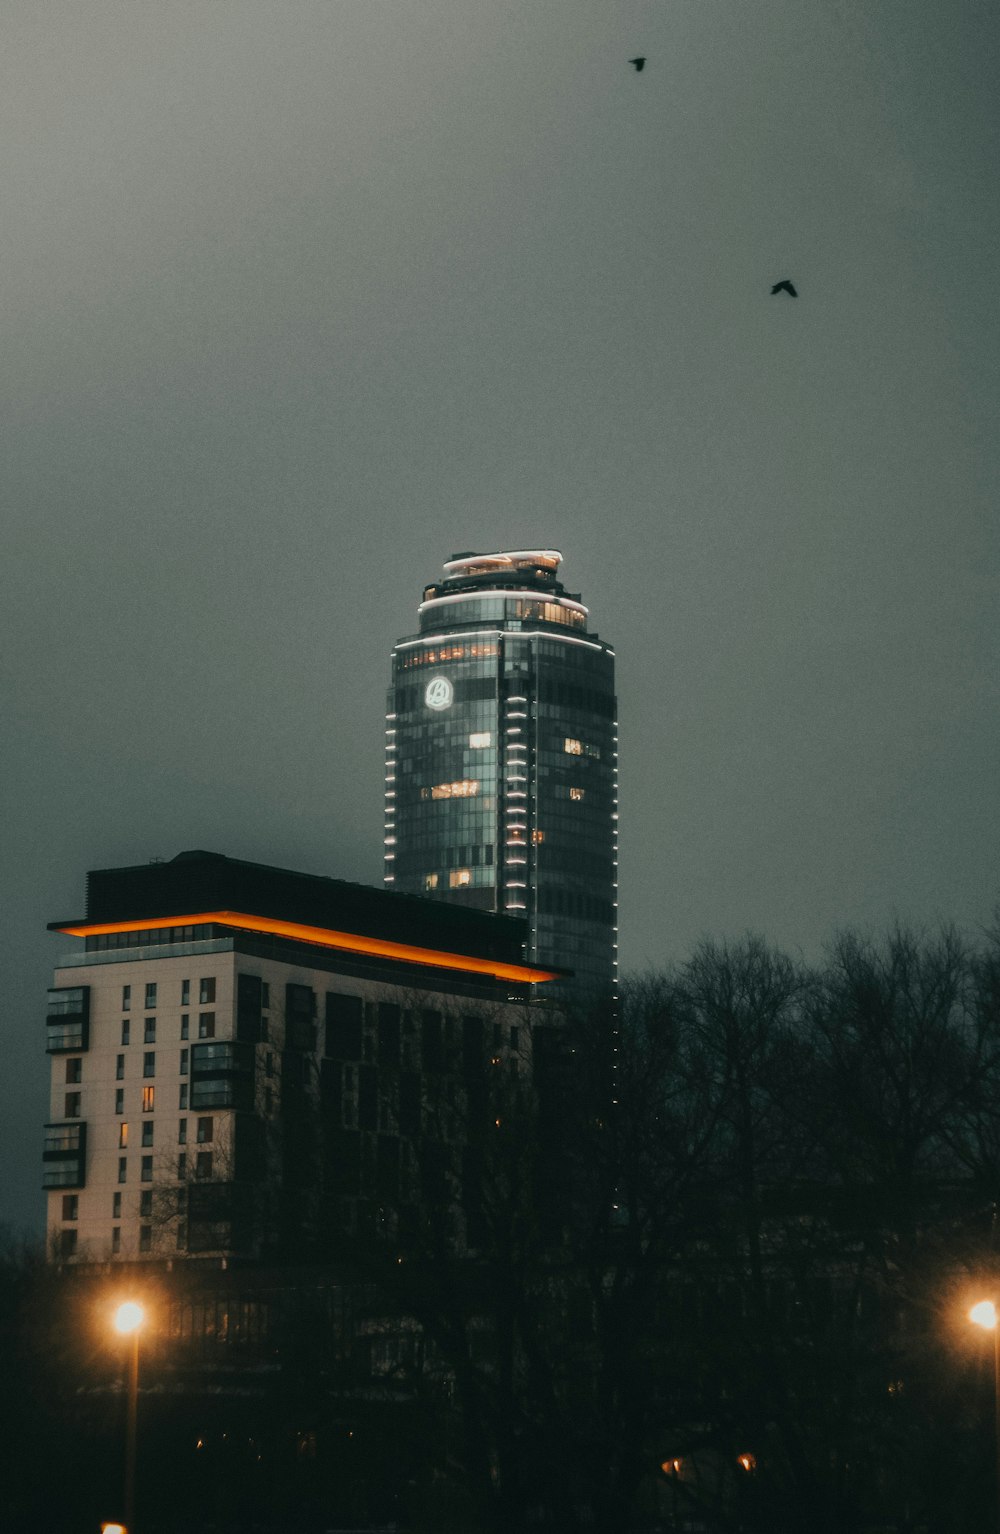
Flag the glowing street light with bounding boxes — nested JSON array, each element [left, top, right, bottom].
[[969, 1297, 1000, 1534], [112, 1301, 146, 1533]]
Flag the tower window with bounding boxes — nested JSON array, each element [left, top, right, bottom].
[[449, 869, 472, 888], [145, 984, 157, 1009], [142, 1086, 155, 1111], [469, 732, 491, 749], [564, 738, 583, 755], [424, 873, 439, 890], [570, 786, 585, 801]]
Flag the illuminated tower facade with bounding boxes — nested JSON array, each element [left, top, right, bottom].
[[385, 550, 617, 1007]]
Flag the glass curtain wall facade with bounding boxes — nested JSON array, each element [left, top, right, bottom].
[[386, 550, 617, 1006]]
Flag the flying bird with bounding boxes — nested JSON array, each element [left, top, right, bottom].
[[629, 57, 646, 71], [771, 279, 798, 297]]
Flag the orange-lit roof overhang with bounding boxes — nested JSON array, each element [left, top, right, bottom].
[[51, 911, 560, 985]]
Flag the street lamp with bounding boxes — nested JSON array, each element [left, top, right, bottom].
[[113, 1301, 146, 1533], [969, 1298, 1000, 1534]]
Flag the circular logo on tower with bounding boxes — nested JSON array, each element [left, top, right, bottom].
[[424, 675, 454, 711]]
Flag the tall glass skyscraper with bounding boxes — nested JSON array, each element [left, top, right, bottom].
[[385, 550, 617, 1006]]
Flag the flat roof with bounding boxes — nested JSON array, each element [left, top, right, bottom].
[[49, 850, 563, 986]]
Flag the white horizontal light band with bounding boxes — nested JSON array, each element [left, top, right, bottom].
[[419, 590, 588, 618]]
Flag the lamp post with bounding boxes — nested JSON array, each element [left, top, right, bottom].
[[113, 1301, 145, 1533], [969, 1299, 1000, 1534]]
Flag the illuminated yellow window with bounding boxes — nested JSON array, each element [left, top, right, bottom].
[[142, 1086, 155, 1112], [570, 786, 585, 801], [531, 830, 545, 844], [469, 732, 491, 749], [424, 873, 439, 890], [427, 779, 479, 800], [564, 738, 582, 755], [449, 869, 472, 888], [118, 1122, 128, 1148]]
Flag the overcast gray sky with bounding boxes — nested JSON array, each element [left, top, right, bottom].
[[3, 1, 997, 1233]]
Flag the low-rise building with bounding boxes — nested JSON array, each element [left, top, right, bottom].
[[44, 849, 559, 1265]]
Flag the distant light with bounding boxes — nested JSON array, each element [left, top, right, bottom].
[[113, 1301, 145, 1334], [102, 1524, 127, 1534], [970, 1300, 998, 1330]]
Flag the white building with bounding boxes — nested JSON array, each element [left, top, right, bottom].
[[45, 850, 557, 1265]]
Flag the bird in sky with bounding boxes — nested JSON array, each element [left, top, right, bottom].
[[629, 57, 646, 71], [771, 279, 798, 297]]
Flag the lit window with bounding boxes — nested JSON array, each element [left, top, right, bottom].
[[119, 1123, 129, 1148], [424, 873, 439, 891], [570, 786, 585, 801], [142, 1086, 155, 1112], [424, 779, 480, 800], [449, 869, 472, 889], [531, 830, 545, 844], [564, 738, 582, 755], [469, 732, 491, 749]]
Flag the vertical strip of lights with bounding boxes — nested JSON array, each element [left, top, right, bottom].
[[502, 677, 529, 913], [384, 692, 397, 885]]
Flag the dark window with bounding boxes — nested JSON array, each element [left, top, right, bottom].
[[142, 1052, 155, 1078], [178, 1152, 187, 1179], [61, 1194, 78, 1221], [141, 1156, 153, 1182], [399, 1072, 421, 1138], [111, 1226, 121, 1253], [421, 1011, 443, 1073], [65, 1059, 82, 1084], [112, 1192, 122, 1218], [118, 1158, 127, 1184], [139, 1191, 153, 1217], [509, 1026, 519, 1050], [59, 1229, 77, 1258], [180, 1014, 189, 1040], [141, 1122, 154, 1147], [199, 978, 216, 1004], [261, 982, 270, 1010], [122, 985, 131, 1011], [64, 1092, 81, 1118], [196, 1117, 213, 1143], [179, 1084, 189, 1109], [378, 1003, 401, 1068], [195, 1151, 213, 1180], [180, 1048, 189, 1075], [116, 1054, 125, 1080], [237, 974, 264, 1042], [178, 1119, 187, 1144], [358, 1066, 377, 1131], [326, 993, 363, 1059], [115, 1089, 124, 1114], [144, 1018, 156, 1043], [145, 983, 157, 1009], [121, 1020, 130, 1046], [181, 980, 191, 1006], [139, 1226, 152, 1253], [198, 1013, 215, 1039]]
